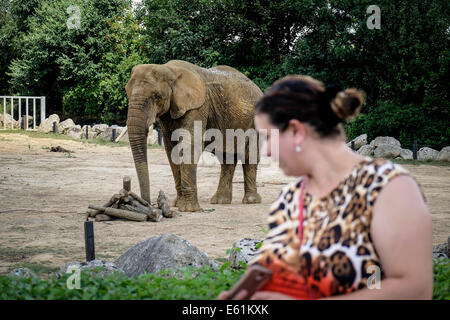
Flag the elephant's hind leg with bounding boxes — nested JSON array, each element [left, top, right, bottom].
[[210, 162, 236, 204]]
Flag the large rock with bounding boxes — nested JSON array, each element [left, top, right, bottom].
[[399, 148, 413, 160], [417, 147, 439, 161], [66, 125, 82, 139], [229, 238, 262, 268], [373, 144, 402, 159], [58, 118, 76, 134], [0, 113, 20, 129], [37, 114, 60, 133], [92, 124, 109, 134], [98, 126, 124, 141], [58, 260, 123, 278], [80, 125, 98, 139], [115, 234, 219, 277], [432, 241, 449, 260], [357, 144, 375, 157], [198, 151, 220, 167], [8, 267, 38, 278], [347, 134, 367, 151], [370, 136, 401, 148], [436, 146, 450, 162]]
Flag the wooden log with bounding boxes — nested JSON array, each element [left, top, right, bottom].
[[95, 214, 113, 222], [129, 191, 150, 207], [88, 205, 147, 222], [123, 176, 131, 192], [119, 204, 144, 214], [147, 208, 162, 222]]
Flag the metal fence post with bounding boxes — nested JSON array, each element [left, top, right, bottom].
[[40, 96, 46, 125], [84, 219, 95, 262], [86, 125, 88, 139], [413, 140, 417, 160]]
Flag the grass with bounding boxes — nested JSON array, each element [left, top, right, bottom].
[[0, 129, 163, 149]]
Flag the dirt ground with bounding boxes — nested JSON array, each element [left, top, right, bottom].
[[0, 133, 449, 275]]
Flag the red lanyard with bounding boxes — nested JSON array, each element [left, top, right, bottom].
[[298, 178, 306, 247]]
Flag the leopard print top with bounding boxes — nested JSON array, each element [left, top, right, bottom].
[[250, 157, 426, 298]]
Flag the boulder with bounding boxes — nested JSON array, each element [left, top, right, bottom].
[[436, 146, 450, 162], [7, 267, 38, 278], [399, 148, 413, 160], [417, 147, 439, 161], [80, 125, 98, 139], [347, 134, 367, 151], [373, 144, 402, 159], [370, 136, 401, 148], [357, 144, 375, 157], [432, 241, 449, 260], [37, 114, 60, 133], [198, 151, 220, 167], [66, 125, 82, 139], [92, 124, 109, 134], [115, 234, 219, 277], [0, 113, 20, 129], [98, 126, 124, 141], [58, 260, 123, 278], [229, 238, 262, 268], [58, 118, 76, 134], [147, 129, 159, 145]]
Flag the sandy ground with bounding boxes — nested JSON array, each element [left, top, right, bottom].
[[0, 133, 449, 275]]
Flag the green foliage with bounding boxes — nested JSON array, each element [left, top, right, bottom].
[[1, 259, 448, 299], [433, 258, 450, 300], [0, 265, 245, 300]]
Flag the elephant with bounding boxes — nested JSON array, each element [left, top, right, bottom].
[[125, 59, 262, 212]]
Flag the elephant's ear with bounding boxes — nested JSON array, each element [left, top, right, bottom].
[[167, 66, 206, 119]]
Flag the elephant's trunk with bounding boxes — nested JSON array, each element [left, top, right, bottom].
[[127, 102, 151, 203]]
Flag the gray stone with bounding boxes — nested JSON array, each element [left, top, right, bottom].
[[0, 113, 20, 129], [66, 125, 82, 139], [58, 259, 123, 278], [347, 134, 367, 151], [370, 136, 401, 148], [7, 267, 38, 278], [58, 118, 76, 134], [37, 114, 60, 133], [356, 144, 375, 157], [417, 147, 439, 161], [80, 125, 98, 139], [436, 146, 450, 162], [373, 144, 402, 159], [115, 234, 219, 277], [229, 238, 262, 268], [399, 148, 413, 160], [147, 129, 159, 145], [92, 124, 109, 134], [98, 126, 124, 141]]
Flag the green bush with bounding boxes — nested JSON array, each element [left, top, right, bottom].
[[1, 258, 448, 300]]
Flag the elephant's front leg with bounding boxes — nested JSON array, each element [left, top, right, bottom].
[[242, 163, 262, 203], [178, 162, 201, 212], [210, 162, 236, 204]]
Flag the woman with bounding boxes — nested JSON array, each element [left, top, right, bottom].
[[218, 75, 433, 299]]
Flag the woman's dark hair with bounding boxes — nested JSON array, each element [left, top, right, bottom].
[[255, 75, 364, 138]]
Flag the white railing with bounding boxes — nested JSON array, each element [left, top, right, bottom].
[[1, 96, 46, 130]]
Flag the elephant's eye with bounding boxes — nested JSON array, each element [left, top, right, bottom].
[[152, 93, 161, 100]]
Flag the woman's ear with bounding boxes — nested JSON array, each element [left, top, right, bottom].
[[166, 65, 206, 119], [289, 119, 307, 145]]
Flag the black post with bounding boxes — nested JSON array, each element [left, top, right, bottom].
[[53, 122, 56, 134], [157, 128, 162, 146], [84, 219, 95, 262], [351, 141, 355, 151], [112, 128, 116, 142], [413, 140, 417, 160], [85, 126, 88, 139]]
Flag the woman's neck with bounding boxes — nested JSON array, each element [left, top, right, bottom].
[[303, 141, 365, 198]]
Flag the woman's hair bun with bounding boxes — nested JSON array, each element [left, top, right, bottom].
[[330, 88, 364, 122]]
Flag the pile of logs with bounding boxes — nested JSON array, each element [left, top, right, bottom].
[[86, 176, 175, 222]]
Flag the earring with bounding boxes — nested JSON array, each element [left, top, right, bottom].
[[296, 145, 301, 152]]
